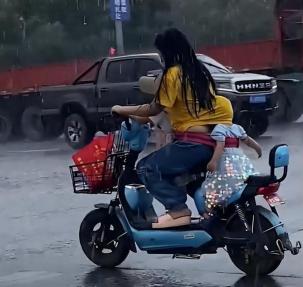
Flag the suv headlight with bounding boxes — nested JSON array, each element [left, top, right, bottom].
[[216, 81, 233, 91], [271, 79, 278, 90]]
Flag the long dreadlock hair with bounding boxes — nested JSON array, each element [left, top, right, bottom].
[[154, 28, 216, 117]]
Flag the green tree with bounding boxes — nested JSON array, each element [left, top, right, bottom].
[[0, 0, 277, 70]]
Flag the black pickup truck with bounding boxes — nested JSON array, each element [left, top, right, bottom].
[[41, 53, 278, 149]]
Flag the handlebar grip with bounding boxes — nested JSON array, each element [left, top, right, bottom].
[[111, 111, 119, 118], [111, 112, 131, 131]]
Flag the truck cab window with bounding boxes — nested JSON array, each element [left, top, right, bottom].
[[106, 60, 135, 83], [135, 59, 162, 80], [74, 62, 100, 85]]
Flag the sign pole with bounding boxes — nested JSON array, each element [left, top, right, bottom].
[[110, 0, 130, 55], [115, 20, 125, 55]]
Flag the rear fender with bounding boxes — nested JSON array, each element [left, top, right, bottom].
[[225, 205, 287, 237], [255, 205, 287, 237]]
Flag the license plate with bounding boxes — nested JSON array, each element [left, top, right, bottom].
[[264, 193, 285, 207], [249, 95, 266, 103]]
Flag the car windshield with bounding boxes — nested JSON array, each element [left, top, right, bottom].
[[196, 54, 230, 74]]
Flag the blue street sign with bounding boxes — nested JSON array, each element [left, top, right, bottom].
[[110, 0, 131, 21]]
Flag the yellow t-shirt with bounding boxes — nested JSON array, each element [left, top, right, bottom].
[[158, 66, 233, 132]]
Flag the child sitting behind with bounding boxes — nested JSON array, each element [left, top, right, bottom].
[[201, 123, 262, 218]]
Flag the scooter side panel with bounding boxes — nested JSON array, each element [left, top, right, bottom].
[[256, 205, 287, 236], [131, 229, 213, 251], [115, 207, 137, 252]]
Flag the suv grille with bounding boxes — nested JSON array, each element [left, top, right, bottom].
[[235, 80, 272, 93]]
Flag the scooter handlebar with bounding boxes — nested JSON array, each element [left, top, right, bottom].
[[111, 112, 131, 131]]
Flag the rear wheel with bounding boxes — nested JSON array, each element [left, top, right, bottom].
[[0, 109, 13, 142], [234, 275, 280, 287], [227, 210, 283, 276], [21, 106, 45, 141], [79, 209, 130, 268]]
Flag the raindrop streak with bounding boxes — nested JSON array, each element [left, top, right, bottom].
[[76, 0, 79, 10]]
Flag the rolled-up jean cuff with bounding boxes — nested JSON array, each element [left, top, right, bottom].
[[168, 204, 189, 213]]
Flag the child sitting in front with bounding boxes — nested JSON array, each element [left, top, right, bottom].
[[201, 123, 262, 218]]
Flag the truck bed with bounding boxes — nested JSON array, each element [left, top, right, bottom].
[[0, 59, 93, 95], [199, 40, 283, 73]]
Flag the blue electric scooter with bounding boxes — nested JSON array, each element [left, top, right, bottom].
[[71, 118, 301, 276]]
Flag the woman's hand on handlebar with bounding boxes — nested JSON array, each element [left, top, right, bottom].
[[111, 106, 151, 125], [112, 103, 163, 118], [111, 105, 124, 116]]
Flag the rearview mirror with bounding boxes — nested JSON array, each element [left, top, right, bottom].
[[139, 72, 163, 95], [269, 144, 289, 182]]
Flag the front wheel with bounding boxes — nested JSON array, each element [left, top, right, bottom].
[[79, 209, 130, 268], [227, 210, 283, 276], [64, 113, 94, 149]]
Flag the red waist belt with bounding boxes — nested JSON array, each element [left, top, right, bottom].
[[174, 132, 239, 148]]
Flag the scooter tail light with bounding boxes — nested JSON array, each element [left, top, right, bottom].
[[257, 183, 280, 196]]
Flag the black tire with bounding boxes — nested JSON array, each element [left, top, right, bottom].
[[227, 210, 283, 276], [43, 116, 64, 139], [234, 275, 280, 287], [21, 106, 45, 141], [64, 113, 93, 149], [278, 90, 302, 122], [238, 114, 269, 138], [79, 209, 130, 268], [0, 109, 13, 142]]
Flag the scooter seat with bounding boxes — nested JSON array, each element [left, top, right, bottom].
[[246, 175, 276, 187]]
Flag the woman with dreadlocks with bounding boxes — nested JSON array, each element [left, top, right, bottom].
[[112, 28, 234, 228]]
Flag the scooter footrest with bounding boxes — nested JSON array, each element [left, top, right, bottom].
[[173, 254, 201, 260]]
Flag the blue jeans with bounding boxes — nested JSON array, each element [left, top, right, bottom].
[[136, 141, 213, 211]]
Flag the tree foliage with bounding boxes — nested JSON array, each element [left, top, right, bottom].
[[0, 0, 276, 70]]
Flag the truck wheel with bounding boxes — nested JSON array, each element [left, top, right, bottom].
[[275, 88, 302, 123], [43, 117, 64, 139], [21, 106, 45, 141], [280, 91, 302, 122], [64, 113, 93, 149], [239, 114, 269, 138], [0, 109, 13, 142]]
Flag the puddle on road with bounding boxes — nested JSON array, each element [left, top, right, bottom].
[[81, 268, 285, 287]]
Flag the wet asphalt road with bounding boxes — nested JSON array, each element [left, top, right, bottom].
[[0, 121, 303, 287]]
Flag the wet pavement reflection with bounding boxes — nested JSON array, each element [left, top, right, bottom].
[[82, 268, 283, 287], [0, 122, 303, 286]]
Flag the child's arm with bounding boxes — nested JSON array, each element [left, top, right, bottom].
[[242, 136, 262, 158], [207, 141, 225, 172]]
